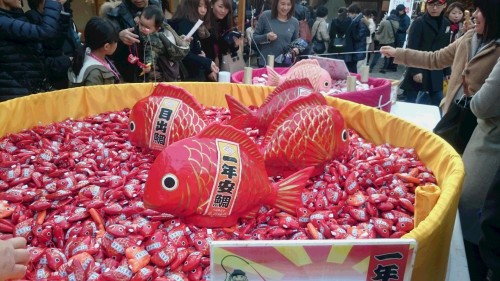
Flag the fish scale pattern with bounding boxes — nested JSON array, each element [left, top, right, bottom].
[[264, 106, 343, 170]]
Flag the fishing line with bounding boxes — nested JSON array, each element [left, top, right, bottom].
[[221, 254, 267, 281], [299, 50, 382, 57]]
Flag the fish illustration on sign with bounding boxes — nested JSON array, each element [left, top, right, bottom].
[[142, 123, 314, 228], [260, 93, 349, 177], [266, 59, 332, 93], [225, 78, 314, 134], [128, 83, 207, 151]]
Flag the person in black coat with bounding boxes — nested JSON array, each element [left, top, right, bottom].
[[346, 4, 370, 73], [328, 8, 351, 57], [26, 0, 73, 90], [106, 0, 161, 83], [399, 0, 451, 105], [0, 0, 62, 101], [395, 4, 410, 48], [480, 167, 500, 281]]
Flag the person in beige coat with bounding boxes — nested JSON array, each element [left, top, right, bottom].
[[311, 6, 329, 54], [381, 0, 500, 279]]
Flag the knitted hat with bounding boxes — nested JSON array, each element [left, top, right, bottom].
[[396, 4, 406, 11]]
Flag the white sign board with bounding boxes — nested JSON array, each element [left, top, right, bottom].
[[211, 239, 417, 281], [388, 0, 415, 18]]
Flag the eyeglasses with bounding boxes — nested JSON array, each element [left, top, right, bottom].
[[428, 3, 445, 8]]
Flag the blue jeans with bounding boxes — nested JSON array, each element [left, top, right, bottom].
[[416, 90, 443, 107], [403, 90, 419, 103]]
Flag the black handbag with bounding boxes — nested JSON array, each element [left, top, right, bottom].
[[433, 95, 477, 154], [333, 36, 346, 48], [312, 22, 326, 54]]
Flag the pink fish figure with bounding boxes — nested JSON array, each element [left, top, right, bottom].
[[0, 200, 14, 219], [225, 78, 314, 134], [128, 83, 208, 152], [266, 59, 332, 93], [261, 93, 349, 177], [143, 123, 314, 228]]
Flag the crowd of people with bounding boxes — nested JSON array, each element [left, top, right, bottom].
[[1, 0, 500, 280]]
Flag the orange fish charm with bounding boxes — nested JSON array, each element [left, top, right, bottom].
[[266, 59, 332, 92], [261, 93, 349, 177], [125, 246, 151, 273], [142, 123, 314, 228], [128, 83, 207, 152], [225, 79, 314, 134]]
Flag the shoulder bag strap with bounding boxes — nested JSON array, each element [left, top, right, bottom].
[[389, 20, 397, 42]]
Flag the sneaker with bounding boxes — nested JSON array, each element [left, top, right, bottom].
[[379, 69, 386, 74]]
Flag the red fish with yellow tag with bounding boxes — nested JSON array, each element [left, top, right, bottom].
[[142, 123, 314, 228], [261, 93, 349, 177], [129, 83, 208, 151], [225, 78, 314, 134]]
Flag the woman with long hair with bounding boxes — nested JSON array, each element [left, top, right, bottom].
[[203, 0, 242, 73], [381, 0, 500, 279], [170, 0, 219, 81], [253, 0, 299, 67]]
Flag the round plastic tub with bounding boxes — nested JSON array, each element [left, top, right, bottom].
[[0, 83, 464, 281]]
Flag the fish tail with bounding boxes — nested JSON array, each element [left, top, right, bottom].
[[271, 167, 314, 214], [224, 95, 259, 129], [266, 66, 282, 86]]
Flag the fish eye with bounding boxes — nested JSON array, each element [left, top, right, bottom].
[[341, 130, 348, 142], [161, 173, 178, 191], [129, 121, 136, 132]]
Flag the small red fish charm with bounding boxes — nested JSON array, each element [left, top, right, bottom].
[[143, 123, 314, 228], [225, 78, 314, 134], [128, 83, 208, 152], [260, 93, 349, 177]]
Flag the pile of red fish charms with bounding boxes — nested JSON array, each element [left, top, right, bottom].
[[0, 86, 437, 281]]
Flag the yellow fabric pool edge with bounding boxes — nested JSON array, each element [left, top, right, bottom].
[[0, 83, 465, 281]]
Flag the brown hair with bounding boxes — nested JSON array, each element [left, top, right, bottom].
[[271, 0, 295, 20], [445, 2, 465, 21], [172, 0, 210, 24], [207, 0, 234, 38]]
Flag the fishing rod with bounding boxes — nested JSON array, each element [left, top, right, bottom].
[[302, 50, 382, 57]]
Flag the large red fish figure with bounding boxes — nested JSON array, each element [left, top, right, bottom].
[[261, 93, 349, 177], [128, 83, 207, 152], [142, 123, 314, 228], [266, 59, 332, 93], [225, 78, 314, 134]]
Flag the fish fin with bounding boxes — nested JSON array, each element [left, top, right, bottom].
[[302, 136, 331, 168], [266, 66, 282, 86], [292, 59, 320, 68], [224, 115, 257, 130], [272, 166, 314, 214], [198, 123, 263, 163], [262, 93, 327, 147], [260, 78, 315, 107], [244, 207, 260, 219], [225, 94, 253, 117], [151, 83, 208, 122], [224, 95, 259, 129]]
